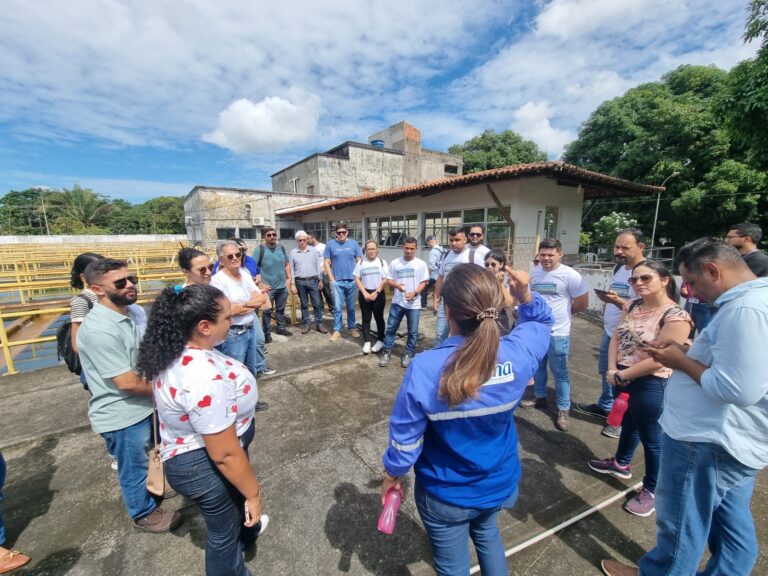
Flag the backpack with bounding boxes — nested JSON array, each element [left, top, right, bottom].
[[439, 247, 477, 267], [255, 244, 288, 269], [56, 294, 92, 375]]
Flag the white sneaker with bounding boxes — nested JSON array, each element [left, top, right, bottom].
[[371, 341, 384, 353], [110, 458, 118, 471], [256, 514, 269, 536], [362, 342, 372, 354]]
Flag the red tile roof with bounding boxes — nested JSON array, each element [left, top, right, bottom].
[[277, 161, 664, 216]]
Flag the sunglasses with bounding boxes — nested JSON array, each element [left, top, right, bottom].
[[484, 261, 501, 268], [336, 230, 348, 235], [265, 233, 277, 238], [628, 274, 656, 285], [225, 253, 242, 261], [469, 232, 483, 237], [113, 274, 139, 289], [195, 263, 215, 274]]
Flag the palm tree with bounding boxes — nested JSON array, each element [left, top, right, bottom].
[[48, 185, 111, 232]]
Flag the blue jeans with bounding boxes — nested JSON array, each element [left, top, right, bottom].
[[639, 435, 758, 575], [100, 415, 156, 520], [596, 332, 617, 412], [165, 443, 255, 576], [415, 481, 517, 576], [0, 452, 6, 545], [688, 302, 717, 338], [435, 300, 449, 345], [296, 278, 323, 326], [383, 303, 420, 355], [533, 335, 571, 410], [332, 280, 357, 332], [614, 374, 666, 493], [262, 286, 288, 334], [217, 323, 266, 375]]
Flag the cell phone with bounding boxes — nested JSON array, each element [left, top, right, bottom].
[[244, 502, 252, 524], [594, 288, 609, 296]]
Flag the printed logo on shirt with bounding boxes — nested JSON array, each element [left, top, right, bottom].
[[483, 361, 515, 386], [610, 282, 631, 298], [531, 282, 558, 295], [397, 268, 416, 279], [361, 266, 381, 277]]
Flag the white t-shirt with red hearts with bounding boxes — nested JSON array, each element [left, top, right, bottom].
[[153, 345, 258, 461]]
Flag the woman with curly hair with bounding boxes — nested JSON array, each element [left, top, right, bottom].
[[136, 285, 267, 576], [178, 247, 213, 287], [381, 264, 553, 575]]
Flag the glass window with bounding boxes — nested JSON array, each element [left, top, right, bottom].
[[422, 210, 461, 246], [239, 228, 258, 240], [279, 228, 296, 240], [304, 222, 327, 243], [366, 214, 417, 247], [544, 206, 559, 239], [216, 228, 236, 240], [331, 220, 362, 244]]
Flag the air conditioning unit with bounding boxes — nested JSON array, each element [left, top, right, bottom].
[[252, 216, 266, 226], [184, 216, 195, 225]]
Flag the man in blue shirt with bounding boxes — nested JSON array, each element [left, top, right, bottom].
[[253, 227, 293, 342], [602, 238, 768, 576], [324, 222, 363, 341]]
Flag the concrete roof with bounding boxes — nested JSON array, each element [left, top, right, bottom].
[[276, 161, 665, 217], [184, 185, 337, 203], [270, 141, 405, 178]]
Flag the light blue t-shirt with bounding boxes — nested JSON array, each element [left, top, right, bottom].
[[77, 302, 153, 434], [324, 238, 363, 281], [660, 278, 768, 469], [253, 244, 288, 289]]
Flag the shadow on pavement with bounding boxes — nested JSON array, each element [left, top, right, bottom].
[[324, 481, 430, 575]]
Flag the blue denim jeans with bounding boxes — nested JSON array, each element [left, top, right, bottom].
[[596, 331, 617, 412], [614, 374, 666, 493], [0, 451, 6, 545], [217, 323, 266, 376], [533, 335, 571, 410], [100, 415, 156, 520], [435, 300, 449, 345], [165, 446, 254, 576], [688, 302, 717, 338], [639, 435, 758, 575], [262, 286, 288, 334], [296, 277, 323, 326], [415, 481, 517, 576], [383, 303, 420, 355], [332, 280, 357, 332]]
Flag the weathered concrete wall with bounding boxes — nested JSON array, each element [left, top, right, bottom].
[[272, 155, 321, 196], [317, 154, 354, 196], [346, 146, 404, 194], [0, 234, 186, 244], [418, 148, 463, 182]]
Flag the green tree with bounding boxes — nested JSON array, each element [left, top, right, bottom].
[[745, 0, 768, 49], [592, 212, 638, 246], [47, 185, 111, 234], [449, 129, 547, 174], [135, 196, 186, 234], [0, 189, 49, 235]]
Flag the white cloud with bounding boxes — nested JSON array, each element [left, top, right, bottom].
[[511, 102, 575, 157], [202, 92, 321, 153]]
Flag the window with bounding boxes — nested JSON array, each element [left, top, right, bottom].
[[239, 228, 258, 240], [444, 164, 459, 175], [544, 206, 559, 239], [304, 222, 327, 243], [290, 177, 299, 194], [423, 211, 462, 246], [306, 184, 315, 194], [279, 228, 296, 240], [216, 228, 236, 240], [331, 220, 362, 244], [423, 208, 511, 249], [367, 214, 417, 246]]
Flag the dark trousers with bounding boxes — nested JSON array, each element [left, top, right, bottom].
[[296, 277, 323, 326], [614, 373, 667, 493], [420, 278, 436, 309], [358, 291, 386, 343], [320, 273, 334, 311], [262, 286, 288, 334]]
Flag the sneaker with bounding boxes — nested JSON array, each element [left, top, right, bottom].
[[371, 340, 384, 353], [556, 409, 570, 431], [587, 457, 632, 480], [133, 507, 182, 533], [264, 333, 273, 344], [602, 425, 622, 438], [258, 367, 277, 377], [301, 325, 311, 334], [330, 331, 341, 342], [624, 488, 655, 517], [254, 401, 269, 412], [316, 324, 328, 334], [110, 458, 119, 471], [379, 351, 391, 367], [276, 328, 293, 337], [255, 513, 269, 537], [520, 397, 548, 409], [349, 329, 361, 338], [362, 342, 372, 354], [600, 559, 639, 576], [574, 402, 609, 420], [401, 353, 413, 368]]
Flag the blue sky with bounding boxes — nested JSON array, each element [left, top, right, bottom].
[[0, 0, 758, 203]]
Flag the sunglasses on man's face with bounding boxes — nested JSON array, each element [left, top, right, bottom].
[[225, 253, 242, 261], [469, 232, 483, 238], [336, 230, 348, 235], [628, 274, 656, 285], [113, 274, 139, 289], [265, 233, 277, 238]]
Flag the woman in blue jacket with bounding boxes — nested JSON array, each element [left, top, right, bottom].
[[381, 263, 553, 576]]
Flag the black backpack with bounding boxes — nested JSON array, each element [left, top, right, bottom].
[[56, 294, 93, 375]]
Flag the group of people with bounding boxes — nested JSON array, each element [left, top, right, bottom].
[[1, 219, 766, 576]]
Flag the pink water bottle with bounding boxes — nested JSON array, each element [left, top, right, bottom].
[[607, 392, 629, 427], [377, 488, 402, 534]]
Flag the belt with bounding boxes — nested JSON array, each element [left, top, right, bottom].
[[336, 278, 353, 282], [230, 323, 253, 331], [296, 276, 319, 281]]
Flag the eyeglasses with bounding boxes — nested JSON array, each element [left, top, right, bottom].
[[113, 274, 139, 289], [265, 233, 277, 238], [336, 230, 348, 235], [469, 232, 483, 238], [484, 261, 500, 269], [225, 253, 242, 261], [195, 264, 215, 274], [628, 274, 656, 285]]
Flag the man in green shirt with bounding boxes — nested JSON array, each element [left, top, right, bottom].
[[77, 258, 181, 533]]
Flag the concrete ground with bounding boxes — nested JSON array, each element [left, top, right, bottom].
[[0, 311, 765, 576]]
